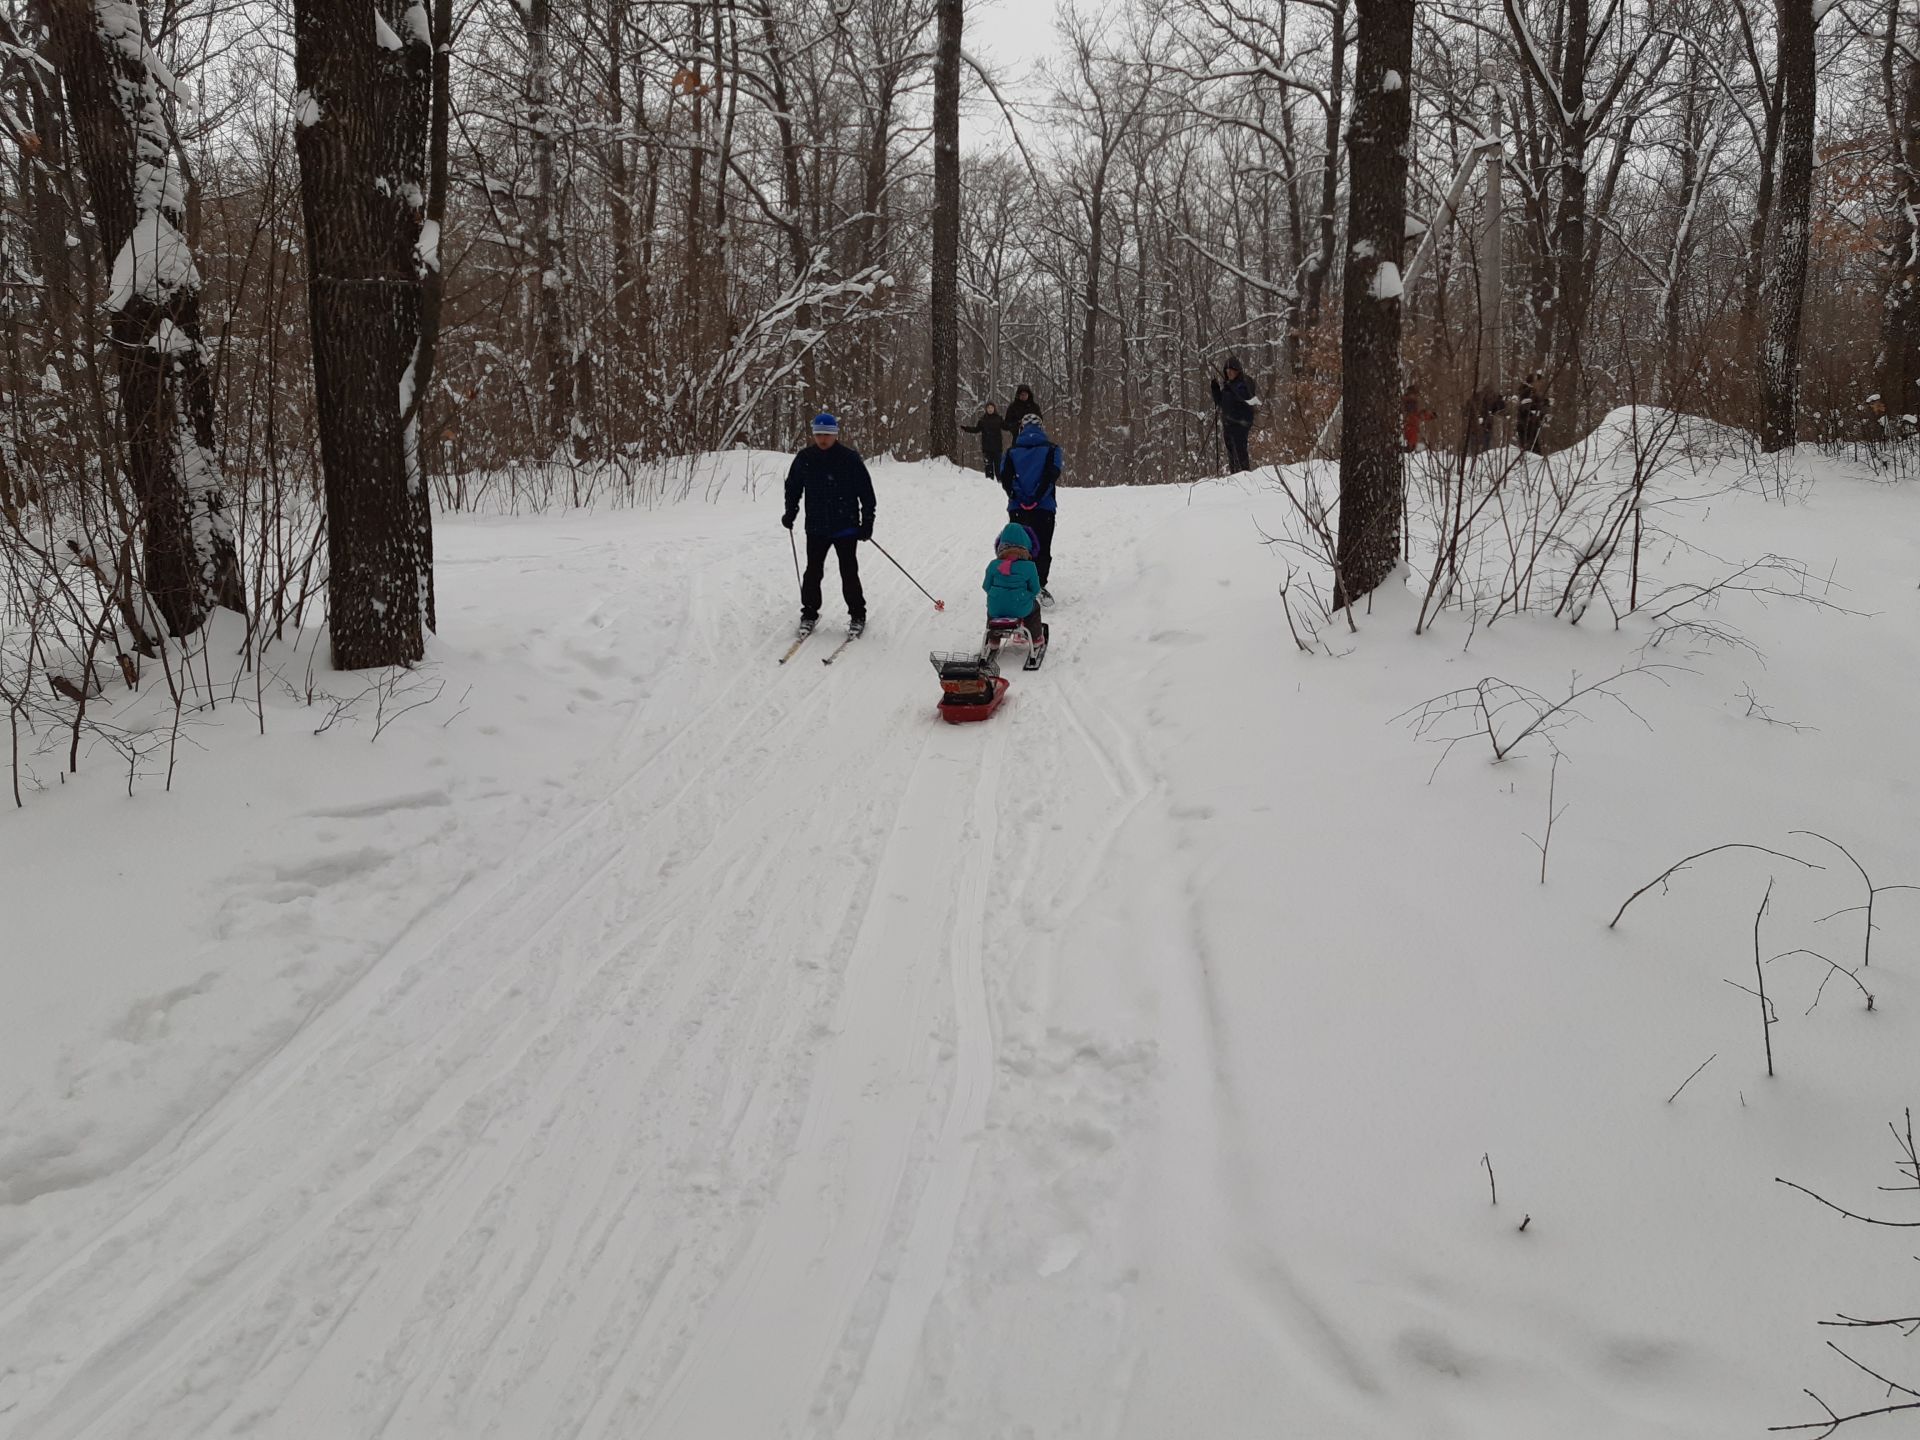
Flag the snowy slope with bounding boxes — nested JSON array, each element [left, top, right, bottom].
[[1, 440, 1917, 1439]]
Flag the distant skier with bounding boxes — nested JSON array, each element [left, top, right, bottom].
[[959, 401, 1007, 480], [1209, 356, 1257, 473], [998, 414, 1061, 605], [1515, 373, 1545, 453], [781, 412, 875, 637], [1003, 384, 1041, 436], [983, 522, 1045, 645]]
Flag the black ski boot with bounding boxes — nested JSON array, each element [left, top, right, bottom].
[[1023, 623, 1050, 671]]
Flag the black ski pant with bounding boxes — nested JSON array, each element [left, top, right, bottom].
[[1222, 421, 1252, 474], [982, 448, 1002, 480], [801, 535, 865, 623], [1009, 508, 1055, 588]]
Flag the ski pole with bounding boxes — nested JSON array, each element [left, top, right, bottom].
[[789, 526, 802, 593], [869, 540, 945, 611]]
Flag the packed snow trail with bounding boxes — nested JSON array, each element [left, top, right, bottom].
[[0, 466, 1174, 1440], [6, 444, 1920, 1439]]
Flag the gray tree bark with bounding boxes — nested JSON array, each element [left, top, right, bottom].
[[293, 0, 436, 668], [929, 0, 961, 461], [1758, 0, 1815, 453], [1333, 0, 1414, 607]]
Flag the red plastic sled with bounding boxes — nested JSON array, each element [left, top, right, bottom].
[[938, 674, 1010, 723]]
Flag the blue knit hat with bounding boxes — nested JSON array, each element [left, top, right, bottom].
[[810, 412, 839, 435]]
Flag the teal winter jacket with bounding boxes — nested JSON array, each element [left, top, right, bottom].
[[983, 523, 1042, 620]]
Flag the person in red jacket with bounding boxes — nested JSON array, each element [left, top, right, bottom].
[[1402, 383, 1436, 453]]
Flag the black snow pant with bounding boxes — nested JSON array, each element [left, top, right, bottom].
[[982, 448, 1002, 480], [801, 535, 865, 623], [1020, 603, 1044, 644], [1222, 421, 1252, 474], [1010, 508, 1055, 588]]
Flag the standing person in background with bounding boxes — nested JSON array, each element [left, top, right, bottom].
[[1464, 385, 1506, 457], [1515, 373, 1545, 453], [1402, 383, 1436, 453], [998, 415, 1062, 605], [781, 412, 875, 639], [959, 401, 1007, 480], [1003, 384, 1041, 436], [1209, 355, 1257, 473]]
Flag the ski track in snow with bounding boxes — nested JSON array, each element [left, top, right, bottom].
[[12, 445, 1911, 1440], [0, 484, 1168, 1440]]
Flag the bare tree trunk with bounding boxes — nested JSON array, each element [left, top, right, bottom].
[[42, 0, 244, 637], [1333, 0, 1413, 607], [1476, 84, 1504, 391], [293, 0, 434, 669], [755, 0, 816, 400], [1076, 173, 1106, 457], [1546, 0, 1591, 446], [929, 0, 961, 461], [524, 0, 570, 449], [1299, 0, 1348, 337], [1878, 10, 1920, 431], [1759, 0, 1815, 453]]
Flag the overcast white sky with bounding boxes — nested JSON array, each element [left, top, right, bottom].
[[956, 0, 1065, 153]]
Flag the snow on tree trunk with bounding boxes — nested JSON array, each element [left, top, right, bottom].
[[928, 0, 961, 462], [1545, 0, 1592, 453], [1759, 0, 1815, 454], [1333, 0, 1414, 608], [292, 0, 436, 670], [1877, 34, 1920, 434], [44, 0, 244, 638]]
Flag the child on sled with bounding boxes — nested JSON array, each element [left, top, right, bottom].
[[983, 522, 1049, 668]]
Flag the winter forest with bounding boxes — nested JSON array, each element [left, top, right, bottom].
[[3, 0, 1920, 1436], [1, 0, 1914, 673]]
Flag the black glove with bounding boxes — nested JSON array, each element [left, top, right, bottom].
[[781, 513, 795, 530], [856, 523, 873, 541]]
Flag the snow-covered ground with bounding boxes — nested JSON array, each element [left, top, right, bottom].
[[2, 435, 1917, 1439]]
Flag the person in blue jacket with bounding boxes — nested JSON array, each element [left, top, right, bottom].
[[781, 412, 876, 636], [997, 415, 1060, 603], [983, 522, 1043, 643]]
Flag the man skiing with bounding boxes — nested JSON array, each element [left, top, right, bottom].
[[960, 401, 1007, 480], [1209, 355, 1257, 473], [997, 415, 1061, 605], [781, 412, 875, 638]]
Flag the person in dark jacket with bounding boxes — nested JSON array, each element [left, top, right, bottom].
[[1003, 385, 1041, 436], [1464, 386, 1506, 457], [998, 415, 1061, 602], [960, 402, 1007, 480], [1209, 356, 1257, 473], [1515, 373, 1545, 454], [781, 412, 876, 635]]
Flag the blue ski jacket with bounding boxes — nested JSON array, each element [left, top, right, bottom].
[[783, 441, 876, 538], [998, 425, 1062, 515], [983, 523, 1042, 619]]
